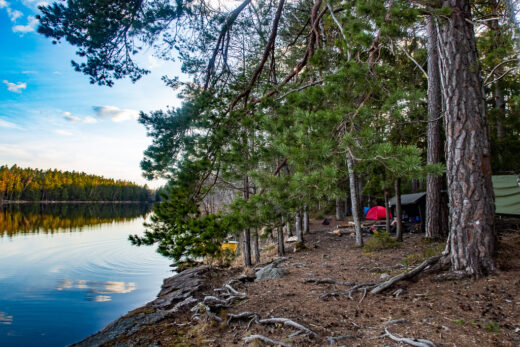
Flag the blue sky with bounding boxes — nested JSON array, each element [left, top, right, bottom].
[[0, 0, 183, 188]]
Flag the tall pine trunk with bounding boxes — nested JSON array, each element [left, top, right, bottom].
[[253, 227, 260, 264], [277, 225, 285, 256], [242, 174, 252, 267], [437, 0, 496, 276], [425, 15, 445, 240], [335, 198, 344, 220], [395, 178, 403, 242], [295, 210, 304, 243], [347, 154, 363, 246]]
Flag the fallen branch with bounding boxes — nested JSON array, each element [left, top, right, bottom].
[[384, 328, 436, 347], [243, 334, 291, 347], [370, 256, 441, 294], [259, 317, 317, 336]]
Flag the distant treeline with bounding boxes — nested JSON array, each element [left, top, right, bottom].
[[0, 203, 151, 237], [0, 165, 153, 202]]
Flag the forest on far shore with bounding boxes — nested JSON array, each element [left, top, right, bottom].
[[0, 165, 153, 202]]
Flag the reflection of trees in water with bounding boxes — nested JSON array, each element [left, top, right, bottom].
[[0, 203, 151, 237]]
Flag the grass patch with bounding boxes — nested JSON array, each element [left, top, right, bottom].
[[485, 320, 500, 333], [402, 243, 445, 266], [453, 319, 465, 325], [363, 230, 398, 252]]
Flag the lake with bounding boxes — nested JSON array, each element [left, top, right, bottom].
[[0, 203, 172, 347]]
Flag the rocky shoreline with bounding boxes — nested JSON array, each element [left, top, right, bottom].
[[72, 266, 216, 346]]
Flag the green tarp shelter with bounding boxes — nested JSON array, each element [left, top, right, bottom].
[[492, 175, 520, 215]]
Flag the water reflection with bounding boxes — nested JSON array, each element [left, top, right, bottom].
[[0, 204, 171, 347], [0, 203, 151, 237], [0, 313, 13, 325], [56, 279, 137, 302]]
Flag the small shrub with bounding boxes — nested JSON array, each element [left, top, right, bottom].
[[453, 319, 465, 325], [364, 230, 398, 252], [485, 320, 500, 333]]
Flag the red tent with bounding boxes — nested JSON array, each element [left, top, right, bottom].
[[366, 206, 391, 220]]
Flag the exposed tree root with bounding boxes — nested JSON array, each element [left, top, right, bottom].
[[370, 256, 441, 294], [226, 312, 258, 325], [327, 335, 355, 345], [258, 317, 317, 337], [243, 334, 291, 347], [304, 278, 355, 285], [384, 328, 437, 347]]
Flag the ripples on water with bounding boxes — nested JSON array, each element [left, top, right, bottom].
[[0, 203, 172, 347]]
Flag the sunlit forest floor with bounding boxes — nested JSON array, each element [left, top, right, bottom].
[[108, 216, 520, 346]]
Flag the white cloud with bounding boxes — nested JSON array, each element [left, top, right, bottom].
[[63, 111, 98, 124], [55, 129, 72, 136], [0, 144, 32, 159], [0, 0, 8, 9], [22, 70, 37, 74], [93, 106, 140, 122], [7, 8, 22, 21], [12, 15, 38, 33], [147, 55, 163, 70], [63, 111, 81, 122], [2, 80, 26, 93], [84, 116, 97, 124], [53, 71, 62, 75], [0, 118, 21, 129]]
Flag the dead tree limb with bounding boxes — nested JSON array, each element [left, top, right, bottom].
[[228, 0, 286, 111], [204, 0, 253, 90]]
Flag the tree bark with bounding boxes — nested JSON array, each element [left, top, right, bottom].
[[425, 15, 445, 240], [384, 189, 391, 234], [335, 198, 344, 220], [395, 178, 403, 242], [253, 227, 260, 264], [242, 174, 252, 267], [295, 210, 304, 243], [436, 0, 496, 276], [347, 154, 363, 246], [303, 204, 309, 234], [277, 225, 285, 256]]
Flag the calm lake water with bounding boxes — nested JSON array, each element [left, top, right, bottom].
[[0, 203, 172, 347]]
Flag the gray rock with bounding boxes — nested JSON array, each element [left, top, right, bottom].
[[380, 273, 390, 279], [255, 259, 289, 281]]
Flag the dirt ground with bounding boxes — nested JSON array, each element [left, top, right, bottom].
[[111, 216, 520, 346]]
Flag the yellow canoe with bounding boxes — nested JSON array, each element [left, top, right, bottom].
[[221, 241, 238, 252]]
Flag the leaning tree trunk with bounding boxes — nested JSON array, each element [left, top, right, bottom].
[[425, 15, 445, 240], [347, 154, 363, 246], [436, 0, 496, 276], [395, 178, 403, 242], [384, 189, 391, 234]]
